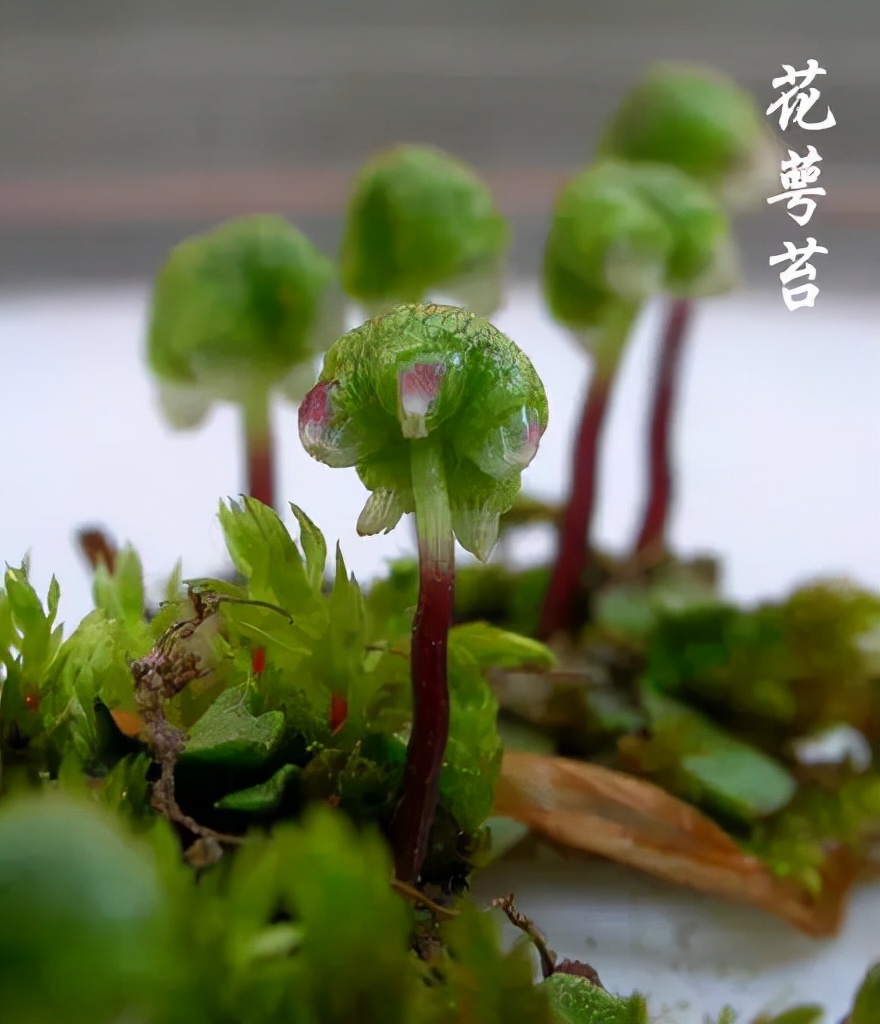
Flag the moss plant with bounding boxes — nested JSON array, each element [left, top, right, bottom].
[[340, 144, 509, 315], [5, 62, 878, 1023], [538, 159, 735, 638], [299, 303, 547, 879], [599, 64, 779, 563], [147, 214, 343, 510]]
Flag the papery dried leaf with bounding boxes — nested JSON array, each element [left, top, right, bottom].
[[495, 751, 865, 936]]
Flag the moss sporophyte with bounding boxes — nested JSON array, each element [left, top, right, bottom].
[[599, 64, 778, 568], [299, 303, 548, 880], [147, 214, 344, 512], [4, 60, 878, 1024], [539, 158, 734, 638], [340, 144, 509, 316]]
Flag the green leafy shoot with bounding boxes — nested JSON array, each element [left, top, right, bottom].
[[646, 583, 880, 741], [541, 973, 648, 1024], [620, 684, 797, 824], [748, 772, 880, 895]]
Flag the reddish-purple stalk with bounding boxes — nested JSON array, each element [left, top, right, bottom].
[[389, 436, 454, 882], [390, 537, 455, 882], [633, 297, 692, 563], [243, 396, 275, 510], [243, 390, 273, 676], [538, 305, 636, 640], [537, 361, 617, 640]]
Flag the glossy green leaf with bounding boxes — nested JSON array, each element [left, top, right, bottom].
[[290, 503, 328, 591], [449, 621, 556, 671], [442, 642, 504, 832], [542, 973, 648, 1024], [633, 686, 797, 821], [182, 686, 284, 768], [215, 763, 300, 813], [218, 497, 327, 636], [92, 545, 147, 631]]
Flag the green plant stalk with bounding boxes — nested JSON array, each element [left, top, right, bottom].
[[633, 297, 692, 562], [390, 437, 455, 882], [243, 386, 275, 512], [538, 306, 637, 639]]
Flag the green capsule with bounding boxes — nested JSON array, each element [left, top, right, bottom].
[[299, 304, 547, 560], [599, 62, 779, 206], [147, 215, 342, 423], [340, 145, 509, 315], [543, 160, 734, 333]]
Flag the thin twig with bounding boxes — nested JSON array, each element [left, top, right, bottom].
[[492, 893, 558, 979], [131, 590, 245, 847], [391, 878, 461, 920]]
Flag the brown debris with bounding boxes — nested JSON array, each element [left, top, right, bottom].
[[491, 892, 603, 987], [130, 590, 242, 848], [495, 751, 868, 938]]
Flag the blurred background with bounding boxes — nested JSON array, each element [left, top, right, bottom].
[[1, 0, 878, 291], [0, 0, 878, 625]]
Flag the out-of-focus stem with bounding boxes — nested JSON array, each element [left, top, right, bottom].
[[390, 438, 454, 883], [243, 387, 275, 511], [243, 386, 273, 677], [538, 306, 637, 640], [633, 297, 692, 563]]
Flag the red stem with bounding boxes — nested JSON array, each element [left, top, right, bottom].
[[633, 297, 692, 561], [244, 396, 274, 676], [390, 542, 454, 882], [245, 430, 275, 511], [537, 363, 615, 640]]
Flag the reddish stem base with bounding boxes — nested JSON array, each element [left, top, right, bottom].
[[245, 425, 274, 676], [633, 297, 691, 562], [246, 432, 275, 511], [538, 368, 613, 640], [390, 548, 454, 883]]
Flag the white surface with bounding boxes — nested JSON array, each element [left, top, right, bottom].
[[472, 848, 880, 1023], [2, 282, 880, 1020]]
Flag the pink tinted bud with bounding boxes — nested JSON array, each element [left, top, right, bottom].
[[470, 406, 545, 481], [398, 361, 446, 439], [298, 380, 360, 468]]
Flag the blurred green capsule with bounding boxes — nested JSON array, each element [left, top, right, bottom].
[[340, 145, 509, 315], [543, 160, 735, 335], [299, 303, 547, 560], [147, 215, 342, 426], [599, 62, 779, 207], [0, 795, 172, 1024]]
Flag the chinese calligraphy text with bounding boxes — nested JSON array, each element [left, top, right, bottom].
[[766, 61, 835, 310]]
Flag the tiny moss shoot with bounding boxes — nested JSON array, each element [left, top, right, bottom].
[[340, 144, 509, 316], [299, 303, 547, 880], [539, 160, 733, 637], [147, 214, 343, 511]]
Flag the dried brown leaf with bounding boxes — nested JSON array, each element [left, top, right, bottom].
[[495, 751, 865, 937]]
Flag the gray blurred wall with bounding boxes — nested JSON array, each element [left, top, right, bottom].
[[1, 0, 877, 289]]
